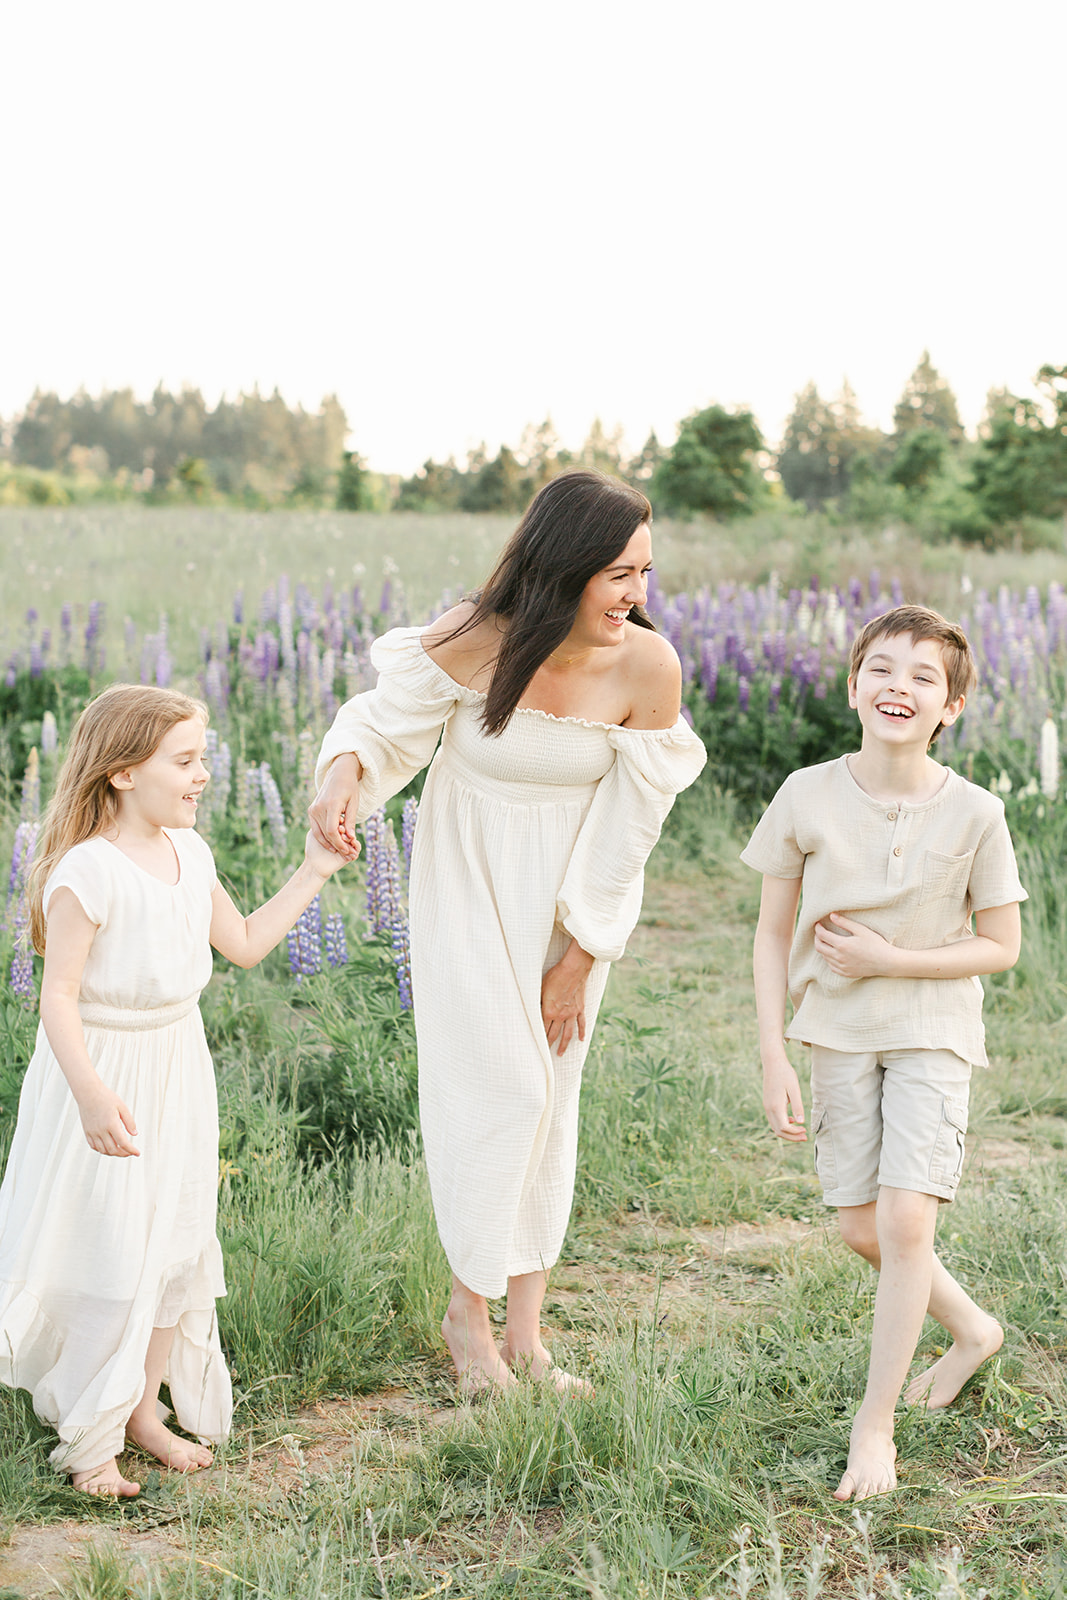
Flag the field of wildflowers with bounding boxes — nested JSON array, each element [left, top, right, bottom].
[[2, 553, 1067, 1597]]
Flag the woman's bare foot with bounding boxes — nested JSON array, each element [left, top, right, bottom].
[[71, 1458, 140, 1497], [833, 1417, 897, 1502], [125, 1413, 213, 1472], [442, 1304, 515, 1399], [903, 1314, 1003, 1409], [500, 1339, 594, 1398]]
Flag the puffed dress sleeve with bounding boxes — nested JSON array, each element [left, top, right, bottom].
[[555, 718, 707, 962], [314, 627, 463, 823]]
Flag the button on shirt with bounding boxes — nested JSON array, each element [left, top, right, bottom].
[[740, 755, 1027, 1065]]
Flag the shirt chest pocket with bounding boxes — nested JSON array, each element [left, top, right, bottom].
[[919, 849, 974, 907]]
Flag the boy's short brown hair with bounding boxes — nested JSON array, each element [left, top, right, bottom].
[[849, 605, 977, 743]]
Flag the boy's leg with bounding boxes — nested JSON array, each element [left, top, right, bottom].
[[839, 1206, 1003, 1408], [126, 1325, 213, 1471], [835, 1185, 939, 1501]]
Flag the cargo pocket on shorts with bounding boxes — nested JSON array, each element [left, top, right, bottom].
[[929, 1097, 968, 1187], [810, 1102, 837, 1190]]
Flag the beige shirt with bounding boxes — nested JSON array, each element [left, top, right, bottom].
[[741, 755, 1027, 1066]]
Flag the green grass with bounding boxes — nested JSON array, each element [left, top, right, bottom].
[[4, 829, 1067, 1599], [3, 503, 1066, 669]]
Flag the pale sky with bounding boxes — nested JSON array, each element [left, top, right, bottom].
[[3, 0, 1064, 475]]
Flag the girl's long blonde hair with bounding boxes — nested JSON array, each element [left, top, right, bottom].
[[28, 683, 208, 954]]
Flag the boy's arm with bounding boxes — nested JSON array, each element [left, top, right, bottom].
[[814, 902, 1021, 981], [753, 874, 807, 1142]]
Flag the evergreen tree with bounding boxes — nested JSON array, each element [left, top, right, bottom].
[[892, 351, 963, 440], [653, 405, 765, 519]]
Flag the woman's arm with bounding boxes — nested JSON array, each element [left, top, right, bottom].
[[813, 902, 1022, 980], [307, 752, 364, 859], [211, 832, 352, 968], [541, 939, 595, 1056], [40, 890, 140, 1157], [754, 874, 807, 1142], [621, 632, 683, 730]]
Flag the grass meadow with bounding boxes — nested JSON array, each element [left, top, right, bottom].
[[1, 507, 1067, 1597]]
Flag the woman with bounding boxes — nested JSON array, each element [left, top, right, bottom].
[[309, 471, 706, 1394]]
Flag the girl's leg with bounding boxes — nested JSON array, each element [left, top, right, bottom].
[[125, 1325, 213, 1471], [442, 1276, 515, 1396], [837, 1204, 1003, 1408], [500, 1270, 592, 1395]]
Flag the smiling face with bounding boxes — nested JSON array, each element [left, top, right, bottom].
[[570, 522, 653, 650], [848, 633, 965, 749], [109, 716, 210, 829]]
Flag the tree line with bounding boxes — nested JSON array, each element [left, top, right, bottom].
[[1, 356, 1065, 545]]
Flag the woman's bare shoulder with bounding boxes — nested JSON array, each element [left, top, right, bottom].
[[422, 602, 502, 688], [621, 625, 682, 729]]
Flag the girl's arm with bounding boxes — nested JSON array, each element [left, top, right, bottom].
[[813, 902, 1022, 980], [753, 874, 807, 1142], [210, 831, 352, 969], [307, 753, 363, 861], [40, 889, 140, 1158]]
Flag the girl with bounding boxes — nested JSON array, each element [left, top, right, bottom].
[[0, 684, 351, 1496]]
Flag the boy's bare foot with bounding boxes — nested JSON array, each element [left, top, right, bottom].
[[71, 1458, 141, 1497], [125, 1414, 213, 1472], [834, 1421, 897, 1501], [903, 1314, 1003, 1409], [500, 1340, 594, 1398], [442, 1306, 515, 1398]]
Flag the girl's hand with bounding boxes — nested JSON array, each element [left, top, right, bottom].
[[814, 913, 898, 980], [77, 1082, 140, 1158], [308, 754, 362, 861], [304, 830, 356, 880], [540, 950, 592, 1057]]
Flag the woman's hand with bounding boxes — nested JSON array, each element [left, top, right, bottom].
[[77, 1080, 140, 1158], [308, 753, 363, 861], [541, 942, 595, 1057], [814, 913, 898, 979], [304, 830, 356, 880]]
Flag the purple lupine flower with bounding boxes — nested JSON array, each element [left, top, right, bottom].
[[324, 912, 348, 967], [233, 589, 244, 625], [19, 748, 40, 826], [288, 895, 323, 983], [84, 601, 105, 674], [401, 797, 418, 873], [258, 763, 288, 853]]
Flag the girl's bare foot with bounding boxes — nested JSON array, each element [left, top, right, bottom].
[[500, 1339, 594, 1398], [71, 1458, 140, 1497], [442, 1305, 515, 1399], [834, 1418, 897, 1501], [125, 1413, 213, 1472], [903, 1314, 1003, 1409]]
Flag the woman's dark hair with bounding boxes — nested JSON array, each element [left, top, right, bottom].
[[446, 470, 655, 735]]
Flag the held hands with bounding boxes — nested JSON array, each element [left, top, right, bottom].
[[77, 1080, 140, 1158], [762, 1056, 807, 1142], [541, 948, 593, 1057], [303, 829, 357, 880], [308, 753, 362, 863], [813, 913, 897, 980]]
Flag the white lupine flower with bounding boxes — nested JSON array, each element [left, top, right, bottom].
[[1040, 714, 1060, 799]]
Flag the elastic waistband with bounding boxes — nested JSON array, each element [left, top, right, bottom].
[[79, 997, 200, 1032]]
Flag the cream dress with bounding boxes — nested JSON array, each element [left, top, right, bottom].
[[0, 828, 232, 1473], [317, 627, 707, 1297]]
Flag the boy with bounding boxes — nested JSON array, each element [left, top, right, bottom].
[[741, 605, 1025, 1502]]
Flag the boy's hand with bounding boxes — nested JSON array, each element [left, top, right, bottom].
[[814, 913, 898, 979], [762, 1058, 807, 1141], [304, 830, 357, 880]]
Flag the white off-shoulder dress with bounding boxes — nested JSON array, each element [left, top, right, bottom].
[[317, 627, 706, 1297], [0, 828, 232, 1474]]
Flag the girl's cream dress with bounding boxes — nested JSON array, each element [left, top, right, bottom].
[[0, 828, 231, 1472]]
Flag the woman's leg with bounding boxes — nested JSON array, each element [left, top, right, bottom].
[[442, 1276, 515, 1395], [125, 1325, 213, 1470], [500, 1270, 592, 1395]]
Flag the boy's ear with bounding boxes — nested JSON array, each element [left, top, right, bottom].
[[847, 674, 859, 709], [940, 694, 966, 728]]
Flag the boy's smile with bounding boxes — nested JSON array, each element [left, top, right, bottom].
[[848, 632, 965, 751]]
